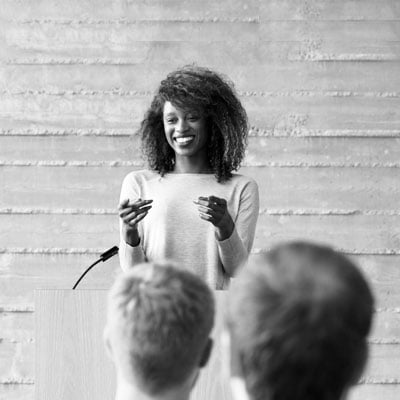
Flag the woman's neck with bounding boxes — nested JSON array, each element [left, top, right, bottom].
[[172, 154, 212, 174]]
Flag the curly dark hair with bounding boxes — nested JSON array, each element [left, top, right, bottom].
[[138, 65, 249, 182]]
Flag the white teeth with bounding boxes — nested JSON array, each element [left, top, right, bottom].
[[175, 136, 194, 144]]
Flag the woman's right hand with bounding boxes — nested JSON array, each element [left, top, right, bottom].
[[118, 198, 153, 246]]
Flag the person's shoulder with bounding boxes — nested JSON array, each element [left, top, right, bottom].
[[229, 173, 259, 191], [122, 169, 159, 187]]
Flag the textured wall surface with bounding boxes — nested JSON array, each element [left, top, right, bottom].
[[1, 1, 400, 399]]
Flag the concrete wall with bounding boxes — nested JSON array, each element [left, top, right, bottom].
[[1, 1, 400, 399]]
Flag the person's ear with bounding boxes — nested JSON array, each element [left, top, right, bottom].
[[103, 326, 113, 361], [199, 338, 213, 368]]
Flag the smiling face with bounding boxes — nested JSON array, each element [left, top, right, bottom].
[[163, 101, 209, 160]]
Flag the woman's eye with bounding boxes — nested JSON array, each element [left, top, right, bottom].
[[188, 116, 199, 122], [167, 119, 177, 124]]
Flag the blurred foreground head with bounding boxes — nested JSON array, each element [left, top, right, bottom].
[[105, 262, 214, 399], [227, 241, 374, 400]]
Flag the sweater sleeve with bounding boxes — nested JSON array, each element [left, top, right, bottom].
[[217, 179, 259, 276], [119, 173, 146, 270]]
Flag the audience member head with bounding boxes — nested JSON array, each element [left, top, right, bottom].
[[105, 262, 215, 399], [226, 241, 374, 400]]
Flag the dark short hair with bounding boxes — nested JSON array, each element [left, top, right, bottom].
[[139, 65, 248, 182], [107, 262, 215, 394], [227, 242, 374, 400]]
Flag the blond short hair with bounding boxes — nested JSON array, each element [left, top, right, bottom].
[[107, 262, 215, 394]]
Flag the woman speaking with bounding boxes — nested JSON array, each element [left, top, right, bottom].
[[118, 66, 259, 289]]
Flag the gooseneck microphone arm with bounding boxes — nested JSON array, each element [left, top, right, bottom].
[[72, 246, 119, 290]]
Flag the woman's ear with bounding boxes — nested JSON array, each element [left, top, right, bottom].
[[199, 337, 213, 368]]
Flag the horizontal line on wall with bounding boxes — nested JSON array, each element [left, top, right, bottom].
[[2, 247, 400, 256], [1, 128, 399, 138], [253, 248, 400, 256], [3, 89, 400, 98], [0, 379, 398, 387], [16, 17, 260, 25], [375, 307, 400, 313], [243, 162, 400, 168], [0, 128, 133, 136], [369, 338, 400, 345], [0, 336, 396, 345], [369, 338, 400, 344], [252, 128, 400, 138], [359, 378, 400, 385], [259, 209, 400, 216], [4, 58, 157, 65], [6, 55, 400, 65], [0, 89, 153, 97], [2, 208, 400, 216], [0, 338, 34, 344], [266, 19, 400, 22], [0, 303, 398, 315], [0, 207, 119, 215], [0, 160, 145, 167], [0, 305, 34, 313], [241, 90, 400, 98], [293, 54, 400, 62], [0, 379, 379, 387], [0, 378, 34, 385], [0, 248, 105, 255], [2, 160, 400, 168], [14, 18, 400, 25]]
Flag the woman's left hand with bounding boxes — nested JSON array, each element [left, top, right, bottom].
[[194, 195, 235, 241]]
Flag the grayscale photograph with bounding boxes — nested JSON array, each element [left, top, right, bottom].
[[0, 1, 399, 400]]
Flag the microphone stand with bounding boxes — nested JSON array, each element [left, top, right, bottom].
[[72, 246, 119, 290]]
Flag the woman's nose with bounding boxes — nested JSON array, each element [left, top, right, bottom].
[[176, 118, 189, 132]]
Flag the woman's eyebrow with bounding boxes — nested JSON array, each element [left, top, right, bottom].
[[164, 113, 177, 117]]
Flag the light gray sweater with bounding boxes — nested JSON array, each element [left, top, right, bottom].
[[119, 170, 259, 289]]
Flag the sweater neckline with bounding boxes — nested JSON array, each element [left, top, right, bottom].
[[164, 172, 215, 177]]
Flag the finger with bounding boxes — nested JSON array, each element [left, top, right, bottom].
[[128, 211, 148, 226], [208, 196, 227, 206], [119, 199, 152, 213], [119, 198, 137, 210], [201, 196, 226, 208], [118, 198, 133, 211], [195, 197, 219, 209], [197, 200, 222, 212], [197, 206, 220, 219], [119, 198, 130, 208], [194, 197, 209, 207], [131, 199, 153, 208], [121, 206, 152, 221], [119, 205, 148, 219], [199, 212, 213, 222], [120, 206, 135, 218], [197, 205, 212, 213], [123, 206, 152, 221]]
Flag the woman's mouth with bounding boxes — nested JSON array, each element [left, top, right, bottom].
[[174, 135, 195, 145]]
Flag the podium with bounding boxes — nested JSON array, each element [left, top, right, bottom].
[[35, 290, 231, 400]]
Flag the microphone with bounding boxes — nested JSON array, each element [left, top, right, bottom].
[[72, 246, 119, 290]]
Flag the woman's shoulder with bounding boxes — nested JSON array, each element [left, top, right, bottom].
[[229, 173, 259, 191], [122, 169, 159, 187]]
